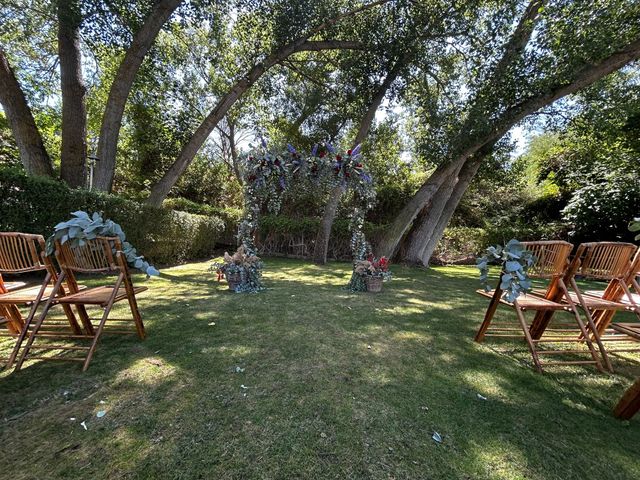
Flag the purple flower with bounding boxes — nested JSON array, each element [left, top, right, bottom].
[[326, 142, 335, 153], [352, 144, 361, 156], [279, 176, 286, 190], [287, 143, 296, 154], [311, 143, 318, 157], [362, 173, 372, 183], [260, 136, 267, 148]]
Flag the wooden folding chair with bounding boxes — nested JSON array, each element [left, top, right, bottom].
[[475, 241, 609, 373], [0, 232, 85, 368], [614, 377, 640, 420], [15, 237, 147, 372], [561, 243, 640, 357]]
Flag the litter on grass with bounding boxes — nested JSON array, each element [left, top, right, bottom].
[[432, 432, 442, 443]]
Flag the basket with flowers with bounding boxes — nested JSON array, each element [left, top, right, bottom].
[[210, 246, 265, 293], [353, 255, 392, 292]]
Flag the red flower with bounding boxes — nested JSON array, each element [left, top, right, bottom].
[[319, 151, 326, 158], [274, 159, 281, 166], [336, 155, 342, 161], [345, 172, 350, 178], [356, 163, 362, 168]]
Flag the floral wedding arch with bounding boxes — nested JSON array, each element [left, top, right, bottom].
[[227, 139, 377, 292]]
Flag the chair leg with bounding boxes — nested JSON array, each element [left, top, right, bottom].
[[74, 304, 95, 335], [126, 291, 145, 340], [514, 306, 543, 373], [14, 273, 64, 371], [81, 276, 124, 372], [475, 288, 503, 342], [568, 278, 611, 372], [560, 279, 610, 373]]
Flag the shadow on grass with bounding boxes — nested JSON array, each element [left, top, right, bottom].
[[1, 258, 639, 479]]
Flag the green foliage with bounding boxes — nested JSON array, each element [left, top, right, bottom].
[[630, 218, 640, 242], [47, 211, 159, 276], [477, 239, 535, 302], [0, 166, 225, 265], [431, 227, 490, 265]]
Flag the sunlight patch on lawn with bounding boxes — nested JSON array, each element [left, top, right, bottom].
[[461, 371, 510, 400], [471, 441, 530, 480], [113, 357, 178, 385]]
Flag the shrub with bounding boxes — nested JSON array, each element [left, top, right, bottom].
[[0, 167, 226, 264], [431, 227, 490, 265]]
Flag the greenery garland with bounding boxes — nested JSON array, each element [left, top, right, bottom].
[[46, 211, 159, 276], [476, 239, 534, 302]]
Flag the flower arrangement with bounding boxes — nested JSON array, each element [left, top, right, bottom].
[[354, 255, 392, 279], [209, 245, 264, 293], [348, 255, 392, 292]]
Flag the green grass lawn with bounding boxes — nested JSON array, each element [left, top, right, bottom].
[[1, 258, 639, 479]]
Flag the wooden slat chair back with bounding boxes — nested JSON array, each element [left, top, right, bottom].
[[572, 242, 637, 281], [0, 232, 83, 369], [16, 237, 147, 372], [573, 245, 640, 353], [475, 240, 610, 373]]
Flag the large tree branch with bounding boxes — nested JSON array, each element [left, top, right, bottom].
[[94, 0, 183, 191], [0, 49, 53, 177], [146, 1, 391, 206]]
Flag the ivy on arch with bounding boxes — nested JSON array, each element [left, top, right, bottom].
[[236, 139, 376, 291]]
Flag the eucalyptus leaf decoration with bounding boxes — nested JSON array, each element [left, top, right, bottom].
[[476, 239, 535, 302], [46, 211, 159, 277], [629, 217, 640, 241]]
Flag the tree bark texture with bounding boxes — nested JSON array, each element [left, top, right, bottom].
[[94, 0, 183, 192], [405, 155, 484, 266], [58, 0, 87, 188], [0, 49, 53, 177]]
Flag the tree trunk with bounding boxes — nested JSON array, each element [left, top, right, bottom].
[[312, 63, 403, 264], [419, 157, 483, 265], [0, 49, 53, 177], [377, 36, 640, 259], [403, 168, 461, 265], [94, 0, 183, 192], [402, 156, 484, 266], [58, 0, 87, 188], [376, 157, 467, 258], [146, 40, 366, 207]]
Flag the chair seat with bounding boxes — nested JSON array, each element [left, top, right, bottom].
[[58, 285, 148, 306], [565, 291, 628, 309], [0, 284, 84, 305], [2, 281, 27, 292], [584, 290, 640, 308], [476, 289, 567, 310]]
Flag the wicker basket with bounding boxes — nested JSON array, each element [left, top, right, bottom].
[[226, 272, 242, 291], [365, 275, 383, 293]]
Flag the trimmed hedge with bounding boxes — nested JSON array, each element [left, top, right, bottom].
[[0, 167, 226, 264]]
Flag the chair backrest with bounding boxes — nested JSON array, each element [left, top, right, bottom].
[[573, 242, 637, 280], [56, 237, 121, 274], [520, 241, 573, 279], [0, 232, 47, 274]]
